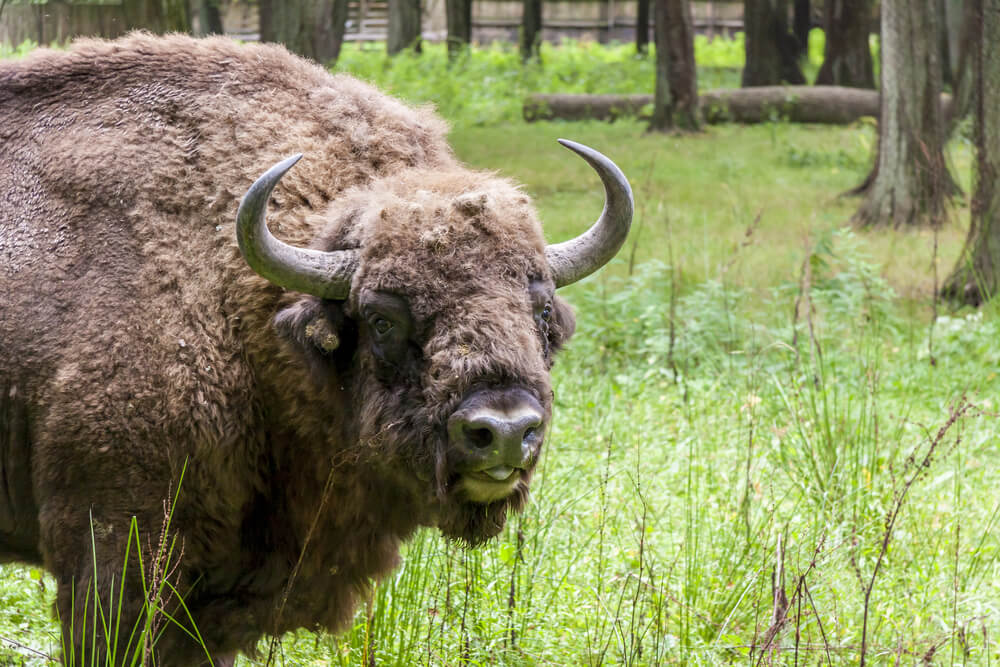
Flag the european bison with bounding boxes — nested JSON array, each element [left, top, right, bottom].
[[0, 34, 632, 664]]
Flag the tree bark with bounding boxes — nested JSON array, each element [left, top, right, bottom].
[[943, 0, 1000, 304], [945, 0, 978, 134], [196, 0, 224, 35], [648, 0, 699, 131], [793, 0, 810, 58], [331, 0, 350, 62], [943, 0, 963, 77], [388, 0, 422, 55], [446, 0, 472, 59], [1, 0, 189, 45], [742, 0, 806, 86], [259, 0, 348, 64], [521, 0, 543, 62], [814, 0, 875, 88], [259, 0, 275, 43], [939, 0, 953, 88], [636, 0, 650, 54], [852, 0, 957, 227]]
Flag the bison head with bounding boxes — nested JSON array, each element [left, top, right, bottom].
[[236, 141, 632, 545]]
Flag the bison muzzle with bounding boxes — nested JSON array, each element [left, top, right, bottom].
[[0, 33, 632, 664]]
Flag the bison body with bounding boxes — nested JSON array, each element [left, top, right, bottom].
[[0, 34, 630, 663]]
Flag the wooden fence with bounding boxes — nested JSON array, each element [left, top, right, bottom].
[[0, 0, 745, 46]]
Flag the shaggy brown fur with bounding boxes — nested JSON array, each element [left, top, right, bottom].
[[0, 33, 578, 663]]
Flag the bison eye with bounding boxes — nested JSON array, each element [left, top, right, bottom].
[[540, 303, 552, 322], [371, 316, 393, 336]]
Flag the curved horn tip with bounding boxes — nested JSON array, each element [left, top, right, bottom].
[[241, 154, 304, 207], [556, 138, 583, 152], [555, 139, 634, 199], [547, 139, 634, 288], [556, 138, 612, 164], [284, 153, 305, 166], [267, 153, 304, 184], [556, 139, 596, 162]]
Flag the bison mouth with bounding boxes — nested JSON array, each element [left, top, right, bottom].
[[457, 466, 525, 504], [437, 471, 533, 546]]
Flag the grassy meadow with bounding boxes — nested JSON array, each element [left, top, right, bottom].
[[2, 34, 999, 666]]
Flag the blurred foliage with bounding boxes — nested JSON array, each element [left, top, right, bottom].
[[332, 29, 872, 127]]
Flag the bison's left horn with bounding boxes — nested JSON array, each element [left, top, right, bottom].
[[236, 155, 358, 300], [546, 140, 633, 288]]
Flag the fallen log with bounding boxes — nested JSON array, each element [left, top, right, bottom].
[[700, 86, 881, 123], [523, 93, 654, 123], [523, 87, 954, 125]]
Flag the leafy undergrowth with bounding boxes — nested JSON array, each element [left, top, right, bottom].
[[332, 30, 835, 127], [335, 39, 659, 127], [0, 39, 37, 60]]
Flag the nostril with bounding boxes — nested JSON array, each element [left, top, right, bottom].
[[465, 426, 494, 449], [448, 388, 546, 462]]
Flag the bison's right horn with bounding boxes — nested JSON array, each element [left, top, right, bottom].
[[546, 140, 633, 288], [236, 155, 358, 300]]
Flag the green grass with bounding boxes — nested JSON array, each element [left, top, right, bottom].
[[3, 37, 997, 666], [333, 39, 659, 126]]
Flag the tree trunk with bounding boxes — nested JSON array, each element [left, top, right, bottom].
[[259, 0, 275, 43], [943, 0, 1000, 304], [945, 0, 978, 133], [636, 0, 650, 54], [330, 0, 350, 63], [388, 0, 422, 55], [793, 0, 810, 58], [196, 0, 224, 35], [814, 0, 875, 88], [1, 0, 189, 45], [520, 0, 543, 62], [943, 0, 964, 80], [940, 0, 958, 90], [259, 0, 348, 64], [742, 0, 806, 86], [152, 0, 190, 32], [446, 0, 472, 59], [125, 0, 191, 33], [852, 0, 957, 227], [648, 0, 699, 131]]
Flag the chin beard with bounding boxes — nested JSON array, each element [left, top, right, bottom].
[[437, 481, 531, 546]]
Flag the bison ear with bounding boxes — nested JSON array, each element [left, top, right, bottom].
[[547, 295, 577, 356], [274, 297, 355, 378]]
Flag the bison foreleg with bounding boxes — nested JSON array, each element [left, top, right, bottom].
[[0, 380, 41, 563]]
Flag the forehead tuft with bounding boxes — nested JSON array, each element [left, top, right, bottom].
[[341, 171, 550, 307], [453, 192, 489, 217]]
